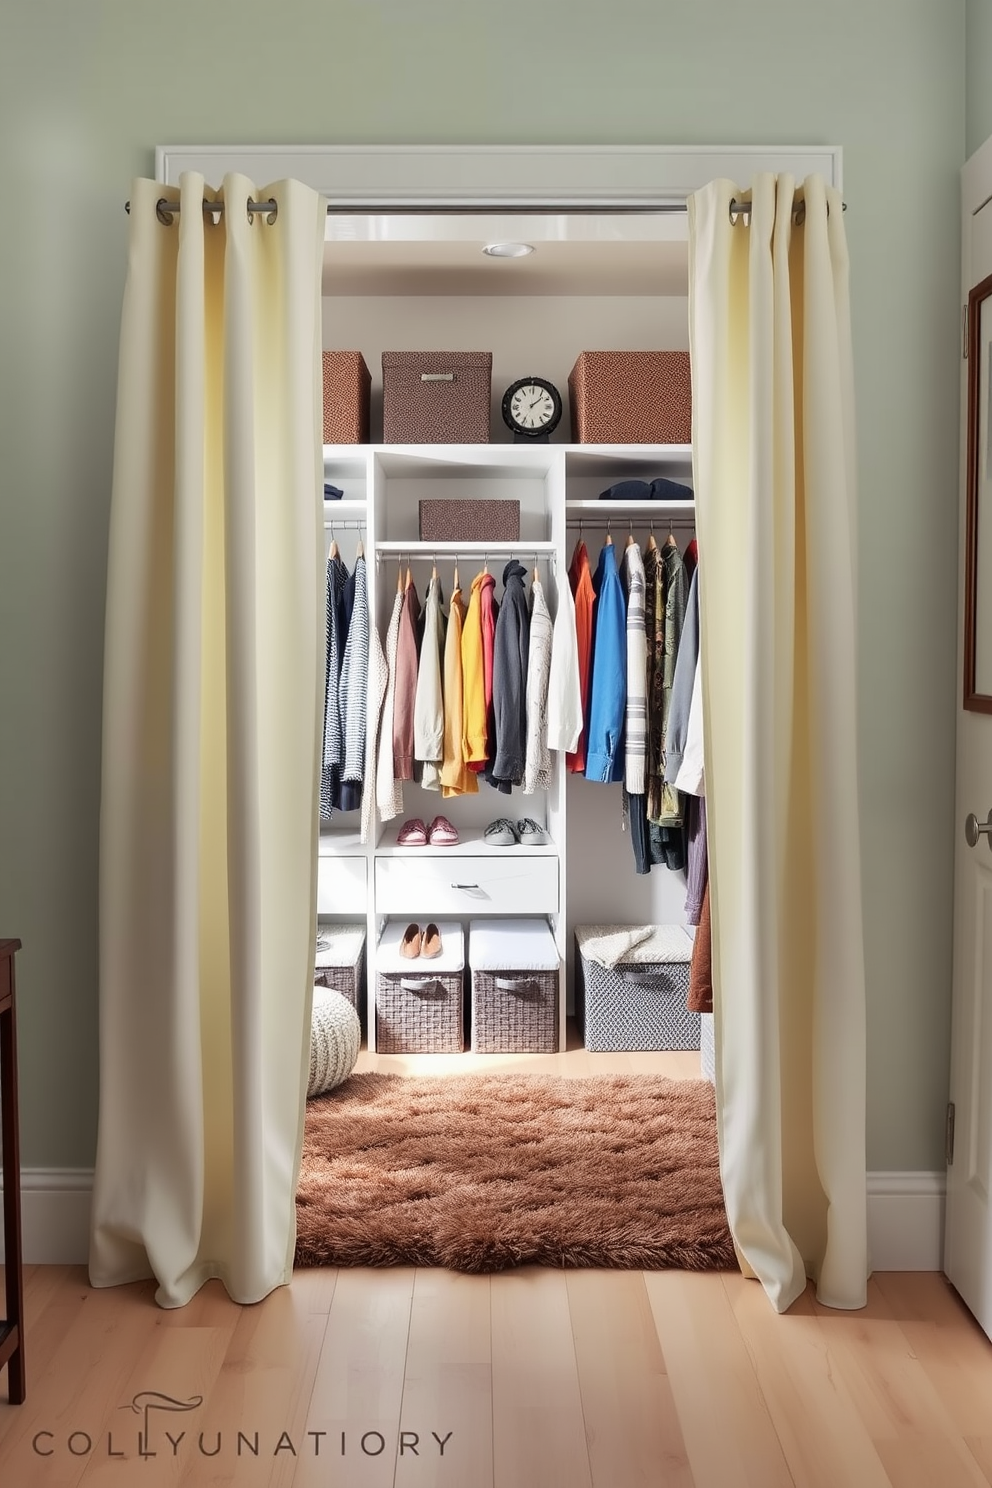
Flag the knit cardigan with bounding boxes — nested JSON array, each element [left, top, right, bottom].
[[522, 576, 553, 794]]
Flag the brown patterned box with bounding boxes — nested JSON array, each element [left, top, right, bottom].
[[382, 351, 492, 443], [419, 499, 520, 543], [568, 351, 692, 445], [322, 351, 371, 444]]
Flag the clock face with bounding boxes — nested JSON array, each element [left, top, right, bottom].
[[502, 377, 562, 437]]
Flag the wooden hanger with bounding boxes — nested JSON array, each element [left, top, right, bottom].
[[645, 521, 657, 552], [453, 560, 460, 590], [356, 531, 364, 559], [533, 563, 540, 584], [396, 559, 404, 594], [405, 563, 413, 589], [329, 534, 339, 560]]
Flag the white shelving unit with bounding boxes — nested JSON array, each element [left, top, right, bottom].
[[318, 440, 695, 1050]]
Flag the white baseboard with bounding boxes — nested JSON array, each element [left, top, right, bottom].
[[0, 1169, 94, 1265], [867, 1171, 945, 1271], [0, 1168, 947, 1271]]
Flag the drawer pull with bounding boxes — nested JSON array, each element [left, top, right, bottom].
[[451, 882, 480, 890]]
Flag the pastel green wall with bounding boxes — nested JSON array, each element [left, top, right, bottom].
[[0, 0, 967, 1170], [968, 0, 992, 155]]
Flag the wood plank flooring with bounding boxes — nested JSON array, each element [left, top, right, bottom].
[[3, 1267, 992, 1487], [4, 1042, 992, 1485]]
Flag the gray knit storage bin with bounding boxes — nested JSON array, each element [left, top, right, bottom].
[[375, 920, 464, 1053], [469, 918, 559, 1053], [575, 924, 699, 1052], [314, 923, 366, 1022]]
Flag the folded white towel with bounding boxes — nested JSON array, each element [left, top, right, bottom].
[[576, 923, 693, 968]]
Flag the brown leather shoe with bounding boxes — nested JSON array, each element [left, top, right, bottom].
[[399, 922, 421, 959], [420, 922, 442, 959]]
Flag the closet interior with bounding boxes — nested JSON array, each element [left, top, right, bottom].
[[317, 206, 700, 1056]]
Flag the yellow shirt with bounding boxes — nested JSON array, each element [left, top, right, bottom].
[[440, 587, 478, 796], [461, 571, 488, 766]]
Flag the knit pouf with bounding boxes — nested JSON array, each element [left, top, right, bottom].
[[308, 986, 361, 1099]]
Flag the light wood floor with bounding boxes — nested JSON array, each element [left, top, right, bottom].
[[4, 1042, 992, 1487]]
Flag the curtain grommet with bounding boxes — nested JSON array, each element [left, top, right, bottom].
[[156, 199, 176, 227]]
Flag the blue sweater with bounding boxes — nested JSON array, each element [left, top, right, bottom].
[[584, 542, 627, 783]]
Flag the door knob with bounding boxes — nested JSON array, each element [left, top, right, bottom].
[[965, 810, 992, 848]]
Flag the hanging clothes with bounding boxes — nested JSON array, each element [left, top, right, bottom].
[[440, 584, 478, 796], [392, 576, 421, 781], [522, 573, 553, 795], [621, 539, 647, 795], [659, 537, 688, 822], [546, 562, 582, 755], [375, 587, 406, 822], [643, 539, 665, 819], [461, 569, 488, 770], [584, 540, 626, 784], [566, 540, 595, 773], [320, 549, 350, 819], [361, 618, 389, 844], [492, 560, 531, 786], [666, 563, 700, 791], [338, 551, 369, 812], [414, 574, 446, 793], [468, 568, 497, 774]]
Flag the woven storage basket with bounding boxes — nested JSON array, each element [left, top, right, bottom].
[[314, 923, 366, 1023], [382, 351, 492, 443], [468, 918, 559, 1053], [568, 351, 692, 444], [321, 351, 371, 444], [375, 919, 464, 1053], [575, 924, 699, 1052]]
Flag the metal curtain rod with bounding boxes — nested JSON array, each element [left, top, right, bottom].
[[127, 195, 845, 225]]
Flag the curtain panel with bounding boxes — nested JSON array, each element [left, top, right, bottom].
[[89, 172, 326, 1307], [688, 174, 868, 1311]]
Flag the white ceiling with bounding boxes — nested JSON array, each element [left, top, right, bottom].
[[322, 212, 690, 297]]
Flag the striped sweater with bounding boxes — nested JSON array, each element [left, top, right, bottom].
[[621, 541, 648, 795]]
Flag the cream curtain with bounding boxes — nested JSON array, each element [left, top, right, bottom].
[[688, 174, 868, 1311], [89, 173, 327, 1307]]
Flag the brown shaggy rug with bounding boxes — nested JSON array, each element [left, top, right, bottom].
[[295, 1072, 736, 1273]]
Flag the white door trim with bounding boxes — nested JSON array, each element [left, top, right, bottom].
[[154, 143, 842, 208]]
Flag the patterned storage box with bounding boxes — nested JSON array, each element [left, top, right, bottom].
[[568, 351, 692, 445], [382, 351, 492, 443], [322, 351, 371, 444], [314, 923, 366, 1024], [418, 499, 520, 543], [375, 920, 464, 1053], [469, 918, 559, 1053], [575, 924, 698, 1052]]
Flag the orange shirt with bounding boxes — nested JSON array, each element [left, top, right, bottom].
[[566, 541, 595, 773]]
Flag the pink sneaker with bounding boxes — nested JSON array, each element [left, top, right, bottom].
[[427, 815, 459, 846]]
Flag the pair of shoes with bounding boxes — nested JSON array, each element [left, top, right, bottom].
[[399, 922, 442, 959], [396, 816, 460, 846], [484, 817, 549, 846]]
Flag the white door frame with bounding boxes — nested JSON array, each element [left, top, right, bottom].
[[155, 142, 841, 210]]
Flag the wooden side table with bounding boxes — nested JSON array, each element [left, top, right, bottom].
[[0, 939, 24, 1403]]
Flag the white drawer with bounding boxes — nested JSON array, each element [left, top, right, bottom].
[[375, 855, 558, 916], [317, 855, 368, 915]]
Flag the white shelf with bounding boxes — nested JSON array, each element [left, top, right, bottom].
[[376, 832, 558, 857], [374, 540, 557, 556], [318, 828, 364, 855]]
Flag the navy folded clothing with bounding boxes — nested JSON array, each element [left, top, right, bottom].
[[324, 483, 345, 500], [599, 477, 693, 501]]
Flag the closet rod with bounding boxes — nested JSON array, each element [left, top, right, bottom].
[[324, 519, 365, 530], [565, 518, 695, 529]]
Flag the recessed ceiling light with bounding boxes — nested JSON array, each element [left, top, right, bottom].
[[482, 242, 535, 258]]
